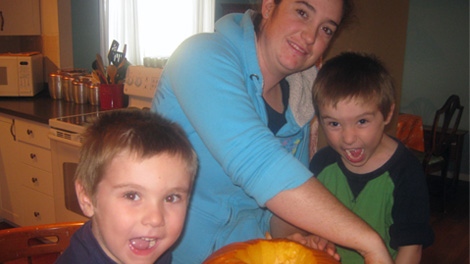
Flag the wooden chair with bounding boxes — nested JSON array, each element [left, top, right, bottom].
[[0, 222, 84, 263], [415, 95, 464, 210]]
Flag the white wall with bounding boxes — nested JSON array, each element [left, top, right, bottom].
[[400, 0, 469, 174]]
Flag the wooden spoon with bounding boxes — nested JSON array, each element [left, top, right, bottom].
[[96, 54, 108, 84], [107, 65, 117, 84]]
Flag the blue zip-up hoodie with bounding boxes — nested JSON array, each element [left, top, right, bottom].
[[151, 11, 318, 264]]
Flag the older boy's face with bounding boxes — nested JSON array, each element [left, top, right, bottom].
[[86, 152, 191, 264], [319, 98, 393, 174]]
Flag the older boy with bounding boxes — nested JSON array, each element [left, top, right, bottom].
[[56, 109, 197, 264], [310, 52, 434, 264]]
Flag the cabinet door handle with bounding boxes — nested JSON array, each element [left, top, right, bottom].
[[0, 11, 4, 31], [27, 129, 33, 135], [30, 153, 36, 159], [34, 211, 40, 217], [10, 119, 16, 141], [31, 177, 38, 183]]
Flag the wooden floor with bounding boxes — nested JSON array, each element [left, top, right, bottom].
[[0, 176, 468, 264], [421, 176, 469, 264]]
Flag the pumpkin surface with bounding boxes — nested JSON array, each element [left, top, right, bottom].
[[203, 238, 339, 264]]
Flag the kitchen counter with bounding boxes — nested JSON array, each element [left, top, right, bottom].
[[0, 89, 101, 124]]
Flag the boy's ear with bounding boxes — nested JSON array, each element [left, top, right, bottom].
[[384, 103, 396, 125], [75, 180, 95, 218]]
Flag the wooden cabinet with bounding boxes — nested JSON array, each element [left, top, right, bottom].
[[15, 118, 55, 226], [0, 114, 55, 226], [0, 0, 41, 36], [0, 114, 22, 224]]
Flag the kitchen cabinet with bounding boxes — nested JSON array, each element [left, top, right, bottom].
[[0, 0, 41, 36], [0, 114, 22, 224], [0, 114, 55, 226], [15, 118, 55, 225]]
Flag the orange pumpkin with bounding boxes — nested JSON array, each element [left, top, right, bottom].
[[203, 238, 340, 264]]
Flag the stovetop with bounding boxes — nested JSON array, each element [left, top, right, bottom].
[[49, 111, 108, 134]]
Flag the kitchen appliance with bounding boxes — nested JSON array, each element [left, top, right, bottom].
[[49, 66, 163, 222], [0, 52, 43, 97]]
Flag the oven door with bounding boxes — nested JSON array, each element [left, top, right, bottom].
[[49, 133, 89, 222]]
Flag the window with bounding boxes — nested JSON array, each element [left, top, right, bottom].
[[100, 0, 215, 65]]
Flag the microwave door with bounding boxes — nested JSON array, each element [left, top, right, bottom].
[[0, 57, 19, 96]]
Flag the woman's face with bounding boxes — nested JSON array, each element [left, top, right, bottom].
[[258, 0, 343, 76]]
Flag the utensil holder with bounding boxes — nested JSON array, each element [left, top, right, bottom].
[[99, 84, 127, 110]]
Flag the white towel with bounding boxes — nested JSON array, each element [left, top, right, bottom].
[[286, 65, 317, 126]]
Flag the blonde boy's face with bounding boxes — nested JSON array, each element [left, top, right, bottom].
[[319, 97, 394, 174], [76, 152, 192, 264]]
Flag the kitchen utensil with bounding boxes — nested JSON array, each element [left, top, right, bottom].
[[107, 40, 119, 65], [107, 43, 126, 65], [122, 44, 127, 58], [48, 73, 62, 100], [107, 65, 117, 84], [110, 51, 124, 66], [95, 54, 108, 84], [92, 60, 98, 70], [115, 58, 130, 84], [91, 71, 101, 84]]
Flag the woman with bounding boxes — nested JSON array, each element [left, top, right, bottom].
[[151, 0, 393, 263]]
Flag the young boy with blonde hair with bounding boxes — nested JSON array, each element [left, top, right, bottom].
[[310, 52, 434, 264], [57, 109, 198, 264]]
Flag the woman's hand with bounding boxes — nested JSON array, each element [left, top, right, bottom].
[[285, 232, 341, 261]]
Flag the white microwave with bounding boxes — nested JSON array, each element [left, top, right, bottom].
[[0, 52, 44, 97]]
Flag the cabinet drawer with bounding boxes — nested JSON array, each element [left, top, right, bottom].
[[16, 119, 50, 149], [20, 164, 54, 196], [20, 188, 55, 226], [18, 143, 52, 172]]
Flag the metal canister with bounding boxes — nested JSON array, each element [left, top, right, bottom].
[[48, 73, 63, 99], [72, 79, 89, 104], [61, 75, 74, 102], [88, 83, 100, 106]]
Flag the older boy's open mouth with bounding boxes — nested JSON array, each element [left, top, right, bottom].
[[345, 148, 364, 162]]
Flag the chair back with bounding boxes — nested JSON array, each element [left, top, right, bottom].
[[0, 221, 84, 263], [425, 95, 464, 164]]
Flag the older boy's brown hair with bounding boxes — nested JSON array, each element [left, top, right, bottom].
[[75, 109, 198, 199], [312, 51, 395, 119]]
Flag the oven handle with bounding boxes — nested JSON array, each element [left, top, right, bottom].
[[48, 134, 82, 147]]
